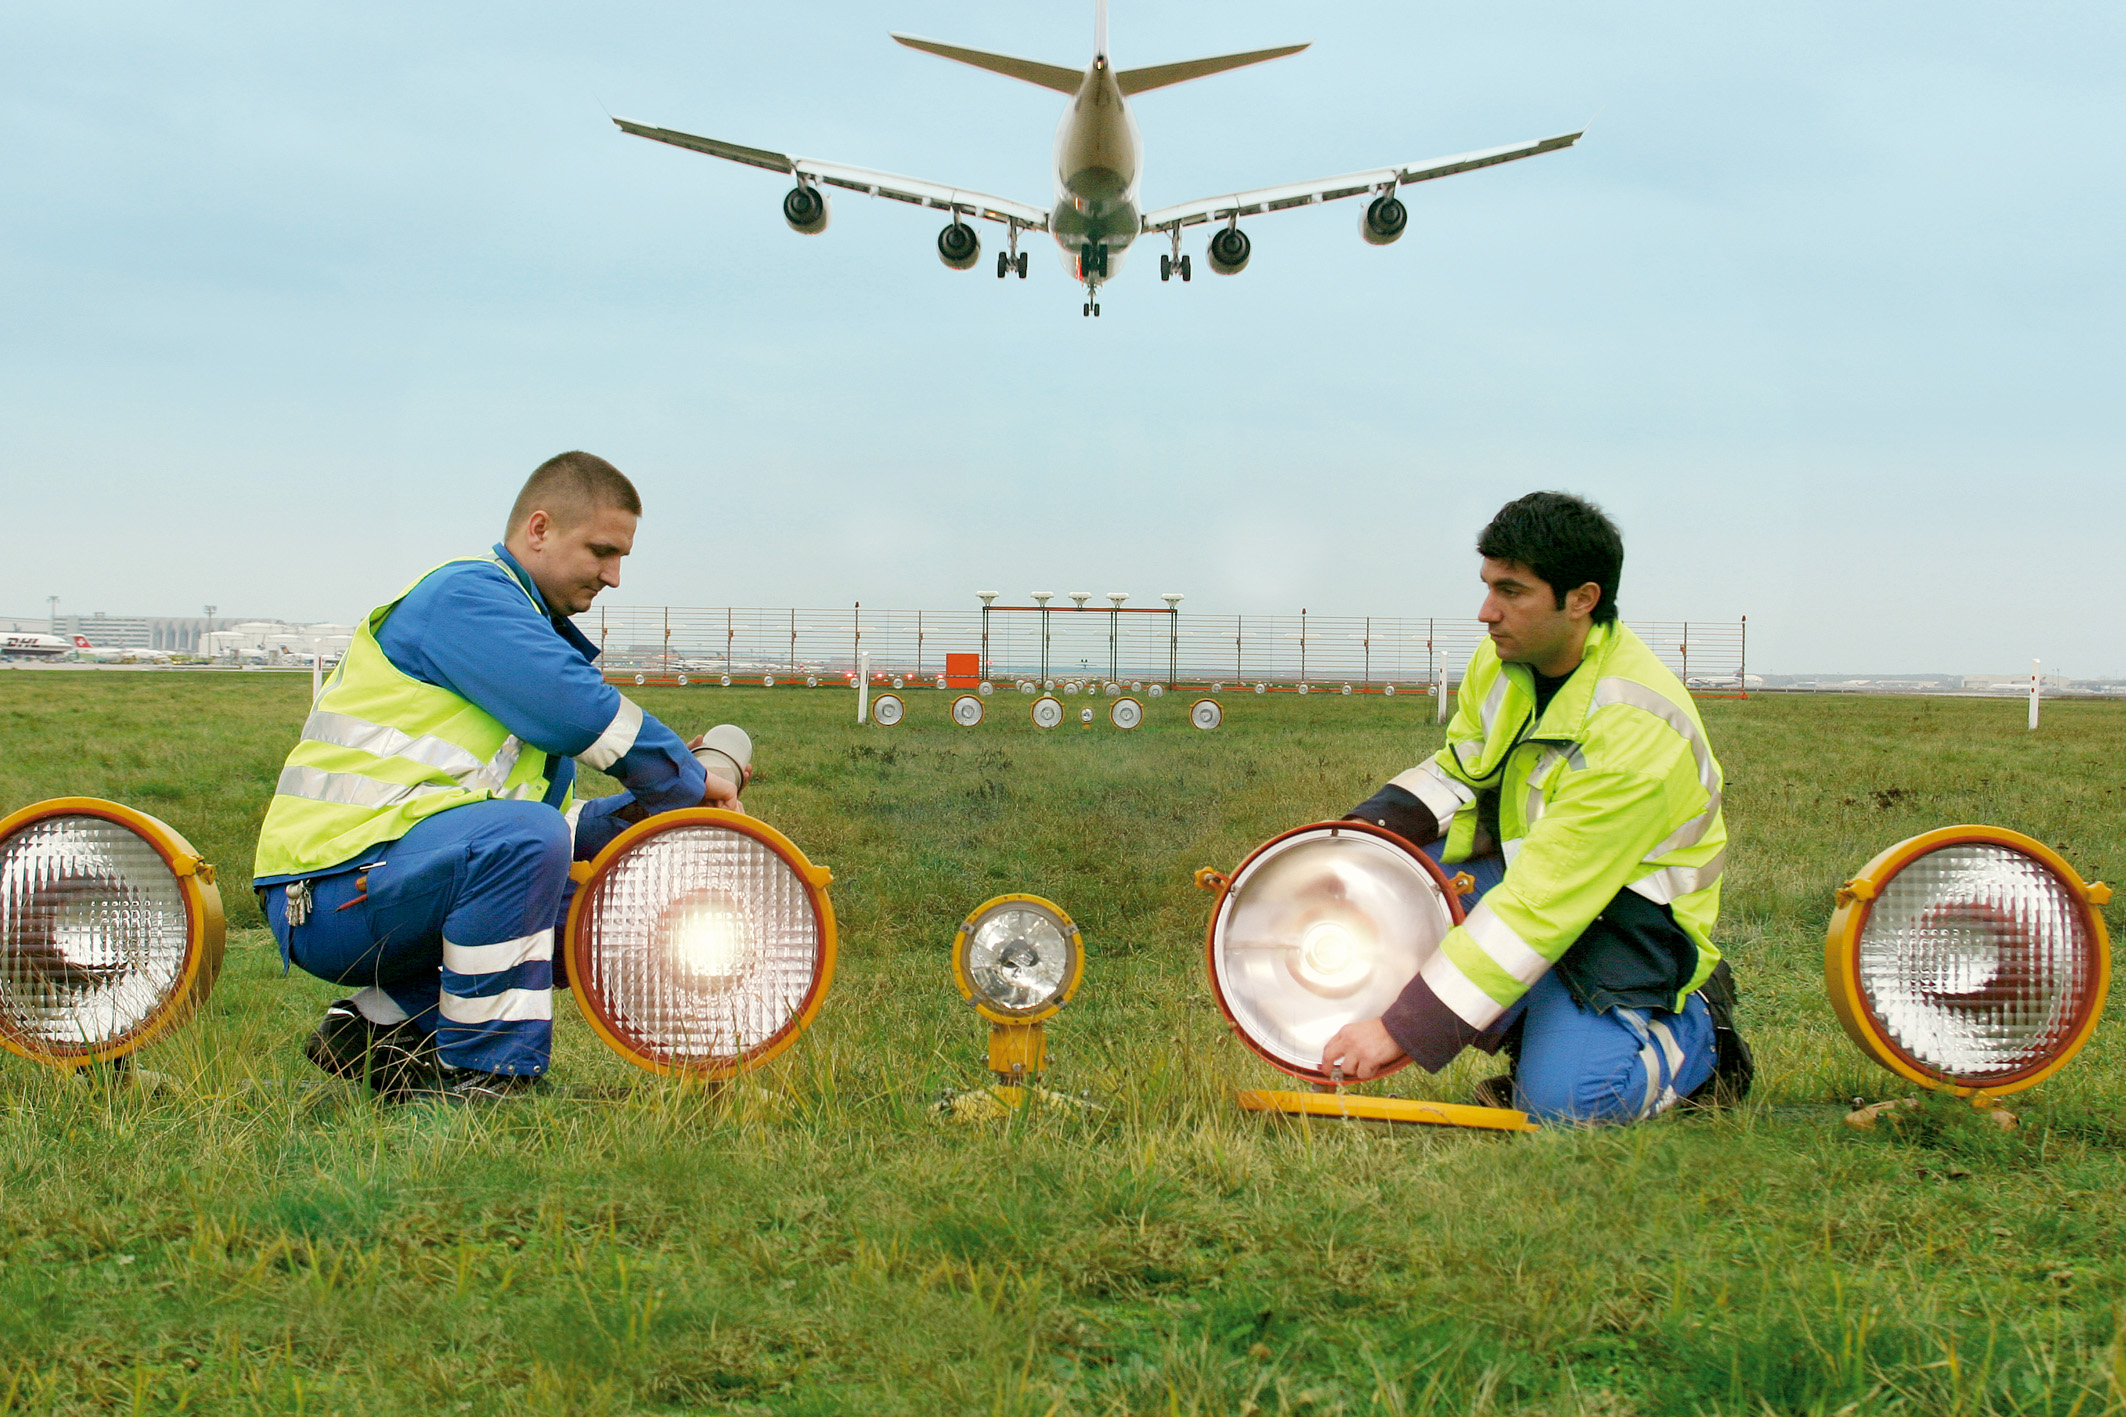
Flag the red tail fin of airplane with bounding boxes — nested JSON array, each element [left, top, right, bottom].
[[72, 636, 93, 649]]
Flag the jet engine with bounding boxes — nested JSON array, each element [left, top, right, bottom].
[[1361, 194, 1408, 246], [937, 220, 981, 271], [1206, 225, 1251, 276], [782, 185, 829, 235]]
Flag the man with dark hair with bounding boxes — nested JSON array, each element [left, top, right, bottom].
[[1324, 491, 1750, 1122], [252, 451, 737, 1102]]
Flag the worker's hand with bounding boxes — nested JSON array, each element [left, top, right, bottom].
[[700, 771, 743, 814], [1321, 1017, 1405, 1081]]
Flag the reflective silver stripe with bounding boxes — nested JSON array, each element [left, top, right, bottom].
[[1591, 677, 1721, 856], [1644, 1015, 1686, 1117], [1419, 949, 1506, 1030], [563, 798, 587, 839], [350, 986, 408, 1025], [1389, 759, 1474, 821], [438, 986, 552, 1024], [1479, 672, 1509, 734], [579, 697, 644, 771], [1452, 736, 1484, 773], [274, 764, 460, 810], [1464, 901, 1549, 985], [302, 711, 523, 794], [303, 710, 488, 782], [444, 929, 553, 976], [1502, 837, 1524, 864], [1625, 849, 1727, 905]]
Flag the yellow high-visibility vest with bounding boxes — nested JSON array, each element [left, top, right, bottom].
[[252, 556, 569, 881]]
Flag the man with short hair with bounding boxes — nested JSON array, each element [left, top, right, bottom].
[[253, 451, 736, 1102], [1324, 491, 1750, 1122]]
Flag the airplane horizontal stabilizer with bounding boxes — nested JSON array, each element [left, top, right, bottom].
[[891, 34, 1082, 93], [1116, 43, 1308, 96]]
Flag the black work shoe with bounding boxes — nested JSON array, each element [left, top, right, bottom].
[[1471, 1074, 1517, 1110], [304, 998, 439, 1095], [394, 1064, 545, 1106]]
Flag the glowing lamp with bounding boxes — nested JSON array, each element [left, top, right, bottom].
[[951, 894, 1084, 1091], [1826, 826, 2111, 1098], [1198, 821, 1536, 1131], [1110, 697, 1143, 730], [566, 809, 835, 1077], [951, 694, 984, 727], [1191, 699, 1223, 731], [1031, 695, 1064, 729], [871, 693, 904, 727], [0, 798, 225, 1069]]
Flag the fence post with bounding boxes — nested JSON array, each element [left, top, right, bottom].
[[1300, 608, 1307, 686]]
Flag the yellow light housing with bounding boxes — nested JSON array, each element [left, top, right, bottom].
[[0, 797, 225, 1069], [566, 808, 836, 1078], [951, 894, 1084, 1085], [1826, 825, 2111, 1097]]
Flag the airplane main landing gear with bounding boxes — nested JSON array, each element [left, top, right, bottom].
[[1160, 232, 1192, 283], [1082, 300, 1101, 318], [998, 227, 1030, 280]]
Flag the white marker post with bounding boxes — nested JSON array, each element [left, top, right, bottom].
[[857, 650, 870, 725], [2028, 658, 2041, 732]]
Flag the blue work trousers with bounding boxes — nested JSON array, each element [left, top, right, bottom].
[[1428, 844, 1715, 1124], [264, 799, 571, 1076]]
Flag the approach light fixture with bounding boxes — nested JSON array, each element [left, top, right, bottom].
[[1148, 684, 1164, 698], [806, 675, 819, 688], [720, 674, 732, 686], [891, 675, 904, 690], [566, 809, 835, 1078], [677, 674, 689, 686], [951, 694, 985, 727], [1079, 706, 1094, 727], [1069, 593, 1091, 611], [1826, 826, 2111, 1098], [1341, 684, 1352, 695], [871, 693, 904, 727], [950, 894, 1084, 1098], [1197, 821, 1536, 1132], [1031, 695, 1064, 730], [935, 675, 947, 690], [763, 675, 776, 688], [1384, 685, 1396, 697], [1110, 697, 1143, 730], [1191, 699, 1223, 731], [0, 798, 226, 1070], [978, 681, 994, 697], [1299, 684, 1311, 695]]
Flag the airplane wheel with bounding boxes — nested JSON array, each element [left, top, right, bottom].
[[1016, 253, 1028, 277], [1180, 254, 1192, 282], [1160, 254, 1172, 282], [1082, 302, 1090, 317], [1093, 303, 1101, 317], [996, 252, 1008, 278]]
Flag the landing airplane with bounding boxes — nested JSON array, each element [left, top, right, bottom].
[[614, 2, 1580, 316], [1, 632, 73, 660]]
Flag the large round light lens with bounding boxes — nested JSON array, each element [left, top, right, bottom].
[[1191, 698, 1222, 731], [1110, 697, 1143, 730], [0, 798, 225, 1067], [952, 895, 1083, 1021], [951, 694, 984, 727], [1031, 695, 1064, 729], [1207, 822, 1462, 1083], [872, 693, 904, 727], [567, 809, 836, 1077], [1827, 826, 2110, 1094]]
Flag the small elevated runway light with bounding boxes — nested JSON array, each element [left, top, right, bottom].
[[566, 809, 835, 1078], [0, 798, 225, 1070], [1199, 821, 1537, 1132], [1827, 825, 2110, 1099], [946, 894, 1084, 1111]]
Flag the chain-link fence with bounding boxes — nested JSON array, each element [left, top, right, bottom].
[[578, 603, 1749, 694]]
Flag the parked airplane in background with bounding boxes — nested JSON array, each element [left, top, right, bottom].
[[70, 635, 172, 664], [615, 1, 1579, 315], [1, 632, 73, 660]]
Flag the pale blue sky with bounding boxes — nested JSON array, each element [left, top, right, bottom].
[[3, 2, 2120, 674]]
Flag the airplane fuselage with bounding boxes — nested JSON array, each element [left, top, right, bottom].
[[1050, 55, 1140, 287]]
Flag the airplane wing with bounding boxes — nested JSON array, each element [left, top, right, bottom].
[[614, 118, 1049, 229], [1139, 130, 1582, 234]]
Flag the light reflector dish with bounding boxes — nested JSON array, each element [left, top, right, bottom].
[[952, 894, 1083, 1021], [1191, 698, 1222, 731], [567, 809, 836, 1077], [1206, 822, 1462, 1083], [951, 694, 984, 727], [0, 798, 225, 1067], [1110, 696, 1143, 730], [1031, 695, 1063, 729], [1827, 826, 2110, 1094], [871, 693, 904, 727]]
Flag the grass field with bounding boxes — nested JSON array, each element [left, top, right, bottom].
[[2, 671, 2123, 1416]]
